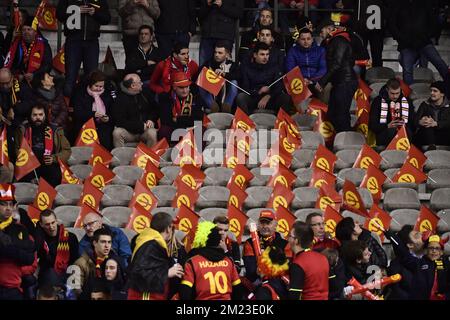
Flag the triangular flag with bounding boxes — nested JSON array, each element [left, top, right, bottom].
[[396, 77, 412, 98], [279, 125, 301, 154], [52, 45, 65, 74], [33, 177, 57, 211], [364, 204, 392, 242], [202, 114, 211, 128], [309, 167, 336, 188], [414, 205, 440, 234], [88, 142, 113, 167], [313, 110, 336, 147], [260, 142, 293, 169], [275, 108, 301, 139], [392, 162, 428, 184], [316, 184, 342, 212], [77, 181, 104, 210], [58, 159, 81, 184], [354, 111, 376, 146], [406, 145, 427, 170], [27, 205, 42, 226], [386, 126, 410, 151], [275, 206, 296, 239], [131, 142, 161, 169], [75, 118, 99, 147], [228, 129, 253, 157], [15, 138, 41, 181], [227, 205, 248, 244], [128, 180, 158, 212], [32, 0, 47, 31], [0, 126, 9, 166], [172, 182, 199, 210], [139, 160, 164, 189], [175, 204, 200, 248], [74, 202, 102, 228], [267, 162, 297, 188], [353, 144, 382, 169], [324, 206, 343, 238], [126, 203, 153, 234], [37, 2, 57, 30], [227, 164, 254, 190], [307, 98, 328, 116], [223, 143, 246, 169], [360, 164, 387, 204], [86, 162, 115, 190], [173, 143, 203, 168], [267, 184, 294, 211], [151, 138, 169, 157], [196, 67, 226, 96], [342, 180, 369, 217], [174, 164, 206, 191], [283, 66, 312, 104], [311, 144, 337, 174], [228, 183, 248, 211], [231, 107, 256, 133]]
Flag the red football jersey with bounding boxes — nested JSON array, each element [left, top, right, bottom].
[[181, 255, 241, 300]]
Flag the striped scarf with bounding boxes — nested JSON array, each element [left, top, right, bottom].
[[53, 225, 70, 275], [380, 97, 409, 124]]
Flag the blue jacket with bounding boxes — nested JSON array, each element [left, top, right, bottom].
[[285, 42, 326, 82], [78, 225, 131, 266]]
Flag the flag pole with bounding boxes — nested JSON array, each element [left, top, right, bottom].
[[33, 170, 39, 182], [224, 78, 251, 96], [268, 73, 287, 88]]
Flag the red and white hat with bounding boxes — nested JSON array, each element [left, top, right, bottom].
[[0, 184, 15, 202]]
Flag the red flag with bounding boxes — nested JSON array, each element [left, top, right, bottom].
[[174, 130, 197, 151], [58, 159, 81, 184], [307, 98, 328, 116], [267, 184, 294, 211], [151, 138, 169, 157], [364, 204, 392, 242], [386, 126, 411, 151], [406, 145, 427, 170], [275, 108, 301, 139], [354, 110, 370, 137], [75, 118, 99, 147], [279, 125, 301, 154], [74, 203, 101, 228], [33, 177, 57, 211], [228, 183, 248, 211], [231, 107, 256, 133], [275, 206, 296, 238], [172, 182, 199, 210], [228, 129, 253, 157], [139, 160, 163, 189], [353, 144, 382, 169], [128, 180, 158, 212], [311, 144, 337, 174], [126, 203, 153, 234], [309, 167, 336, 188], [196, 67, 226, 96], [131, 142, 161, 169], [27, 205, 41, 226], [324, 206, 343, 238], [174, 164, 206, 191], [283, 66, 312, 104], [313, 111, 336, 147], [52, 45, 65, 74], [88, 142, 113, 167], [392, 162, 428, 184], [0, 126, 9, 166], [360, 164, 387, 204], [397, 77, 412, 98], [260, 142, 293, 169], [227, 205, 248, 244], [342, 180, 369, 217], [202, 114, 211, 128], [223, 143, 247, 169], [32, 0, 47, 30], [77, 182, 104, 210], [15, 138, 41, 181], [227, 164, 254, 190], [267, 163, 297, 188], [173, 143, 203, 168], [102, 46, 117, 70], [316, 184, 342, 212], [86, 162, 115, 190], [414, 205, 440, 234], [176, 204, 200, 245], [356, 77, 373, 99], [37, 2, 57, 30]]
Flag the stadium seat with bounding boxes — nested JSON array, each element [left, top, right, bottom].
[[383, 168, 419, 190], [121, 228, 137, 242], [369, 82, 385, 99], [245, 186, 273, 209], [70, 164, 93, 180], [292, 187, 318, 210], [54, 206, 81, 227], [356, 187, 374, 209], [247, 149, 263, 169], [443, 232, 450, 255], [111, 147, 136, 167], [335, 149, 359, 170], [204, 167, 233, 186], [101, 185, 134, 207], [112, 166, 143, 186], [293, 168, 313, 188], [333, 131, 366, 152], [430, 188, 450, 211], [413, 67, 435, 83], [55, 184, 83, 206], [291, 149, 315, 170], [152, 186, 177, 207], [249, 113, 276, 129], [336, 168, 366, 189], [383, 188, 420, 211], [426, 169, 450, 191], [424, 150, 450, 170], [294, 208, 323, 222], [246, 208, 275, 223], [66, 227, 85, 241], [292, 114, 317, 131], [342, 210, 366, 226], [68, 146, 92, 166], [300, 131, 325, 150], [249, 167, 274, 186], [389, 209, 420, 232], [199, 208, 228, 221], [159, 148, 173, 167], [207, 113, 234, 130], [202, 147, 226, 169], [151, 207, 178, 219], [410, 83, 431, 100], [159, 166, 181, 185], [12, 182, 38, 204], [204, 128, 226, 148], [380, 150, 407, 170], [365, 67, 395, 84], [101, 207, 131, 228], [436, 210, 450, 233], [196, 186, 230, 209], [250, 130, 279, 151]]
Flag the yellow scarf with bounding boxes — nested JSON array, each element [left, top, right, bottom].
[[132, 228, 168, 260], [0, 217, 13, 230]]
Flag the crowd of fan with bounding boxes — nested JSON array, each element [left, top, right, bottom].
[[0, 0, 450, 300]]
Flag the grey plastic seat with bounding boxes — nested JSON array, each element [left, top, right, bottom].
[[333, 131, 366, 152], [204, 128, 226, 147], [380, 150, 407, 170], [249, 113, 276, 129], [112, 166, 143, 186], [244, 186, 273, 209], [291, 149, 315, 170], [196, 186, 230, 209], [336, 168, 366, 189], [110, 147, 136, 167], [389, 209, 420, 232], [12, 182, 38, 204], [202, 147, 226, 169], [436, 210, 450, 233], [335, 149, 360, 170], [356, 187, 373, 209], [246, 208, 275, 223], [101, 207, 131, 228], [70, 164, 93, 180], [411, 83, 431, 99], [66, 227, 86, 241], [55, 184, 83, 206], [249, 168, 273, 186], [204, 167, 233, 186], [383, 168, 419, 190], [159, 148, 173, 167], [68, 146, 92, 166], [369, 82, 385, 99], [246, 149, 263, 169], [121, 228, 137, 242], [54, 206, 81, 227], [159, 166, 180, 185], [427, 169, 450, 192], [294, 208, 323, 222], [383, 188, 420, 211], [424, 150, 450, 170], [365, 67, 395, 84], [292, 114, 317, 131], [101, 185, 134, 207], [151, 207, 178, 219], [199, 208, 228, 222], [300, 131, 325, 150], [293, 168, 313, 187], [443, 232, 450, 255], [430, 188, 450, 211], [207, 113, 234, 130], [152, 186, 177, 207], [292, 187, 319, 209], [342, 210, 366, 226], [413, 67, 434, 83], [250, 130, 279, 151]]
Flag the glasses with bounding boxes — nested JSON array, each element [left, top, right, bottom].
[[83, 220, 99, 230], [428, 247, 442, 251], [310, 222, 325, 227]]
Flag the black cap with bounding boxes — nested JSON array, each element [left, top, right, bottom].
[[317, 18, 336, 31], [430, 81, 447, 95], [23, 15, 35, 27]]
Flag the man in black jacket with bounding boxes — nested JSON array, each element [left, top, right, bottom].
[[56, 0, 111, 97], [316, 19, 358, 133], [155, 0, 197, 59], [112, 73, 158, 148], [198, 0, 243, 65]]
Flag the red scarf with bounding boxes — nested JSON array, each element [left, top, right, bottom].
[[327, 28, 351, 43], [95, 256, 107, 278], [171, 92, 193, 119], [25, 126, 54, 156], [3, 36, 45, 73], [53, 225, 70, 275]]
